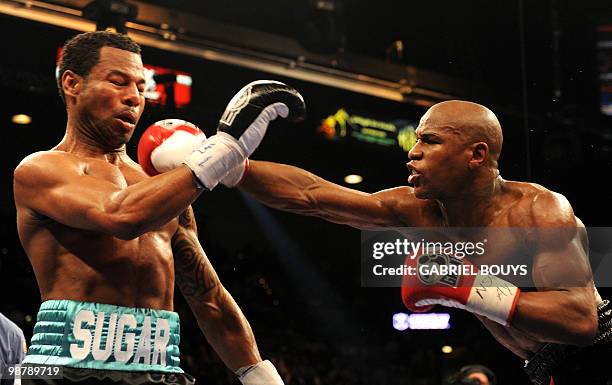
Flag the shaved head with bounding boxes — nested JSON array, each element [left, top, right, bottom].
[[408, 100, 504, 199], [420, 100, 503, 161]]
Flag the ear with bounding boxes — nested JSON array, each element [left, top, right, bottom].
[[61, 70, 83, 100], [468, 142, 489, 168]]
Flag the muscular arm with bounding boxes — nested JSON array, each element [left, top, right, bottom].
[[172, 207, 261, 371], [510, 192, 598, 346], [240, 160, 419, 228], [13, 151, 201, 240]]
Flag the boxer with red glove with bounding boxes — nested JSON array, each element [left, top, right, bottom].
[[15, 32, 299, 385], [137, 80, 305, 190], [401, 252, 521, 326]]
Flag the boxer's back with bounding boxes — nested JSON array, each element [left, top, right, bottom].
[[15, 150, 178, 310]]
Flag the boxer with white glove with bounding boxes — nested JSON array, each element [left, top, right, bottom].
[[215, 99, 602, 384], [137, 80, 305, 190]]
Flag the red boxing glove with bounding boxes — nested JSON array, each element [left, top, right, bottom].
[[401, 252, 520, 326], [137, 119, 206, 176]]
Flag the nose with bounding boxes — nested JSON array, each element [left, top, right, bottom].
[[408, 142, 422, 160], [122, 83, 142, 108]]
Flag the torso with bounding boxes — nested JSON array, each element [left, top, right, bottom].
[[396, 181, 564, 358], [15, 151, 178, 310]]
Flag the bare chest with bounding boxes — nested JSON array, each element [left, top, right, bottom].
[[421, 208, 535, 283], [48, 159, 179, 271], [83, 158, 143, 188], [455, 212, 538, 292]]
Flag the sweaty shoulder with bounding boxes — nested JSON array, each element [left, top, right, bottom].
[[505, 181, 576, 227], [504, 181, 579, 251], [530, 183, 575, 226], [13, 151, 82, 202], [15, 150, 81, 177]]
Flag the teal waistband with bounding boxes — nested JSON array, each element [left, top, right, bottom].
[[23, 300, 183, 373]]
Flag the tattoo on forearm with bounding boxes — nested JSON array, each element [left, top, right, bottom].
[[173, 208, 218, 300], [178, 207, 193, 228]]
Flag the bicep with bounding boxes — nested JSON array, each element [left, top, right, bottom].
[[14, 158, 124, 233], [530, 193, 593, 289], [532, 229, 593, 289]]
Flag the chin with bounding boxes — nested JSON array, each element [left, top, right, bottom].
[[412, 187, 429, 199], [113, 128, 134, 143], [413, 187, 442, 200], [105, 134, 130, 150]]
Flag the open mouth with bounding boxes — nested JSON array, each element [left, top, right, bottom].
[[408, 172, 421, 185], [407, 164, 422, 185], [115, 111, 136, 126]]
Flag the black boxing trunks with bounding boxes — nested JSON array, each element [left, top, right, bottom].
[[524, 300, 612, 385]]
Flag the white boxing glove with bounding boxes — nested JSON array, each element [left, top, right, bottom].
[[184, 80, 306, 190]]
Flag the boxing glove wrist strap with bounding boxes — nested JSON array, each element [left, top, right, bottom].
[[183, 132, 246, 190], [221, 158, 249, 188], [236, 360, 284, 385], [415, 273, 521, 326]]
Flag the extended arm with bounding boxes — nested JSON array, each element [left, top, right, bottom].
[[13, 152, 201, 240], [239, 160, 420, 229]]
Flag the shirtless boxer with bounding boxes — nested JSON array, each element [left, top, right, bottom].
[[12, 31, 305, 384], [221, 100, 611, 385]]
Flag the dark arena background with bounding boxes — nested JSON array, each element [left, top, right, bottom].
[[1, 1, 611, 384]]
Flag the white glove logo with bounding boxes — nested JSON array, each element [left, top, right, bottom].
[[221, 86, 251, 126]]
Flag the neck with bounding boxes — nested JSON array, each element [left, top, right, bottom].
[[56, 121, 126, 162], [436, 172, 503, 226]]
